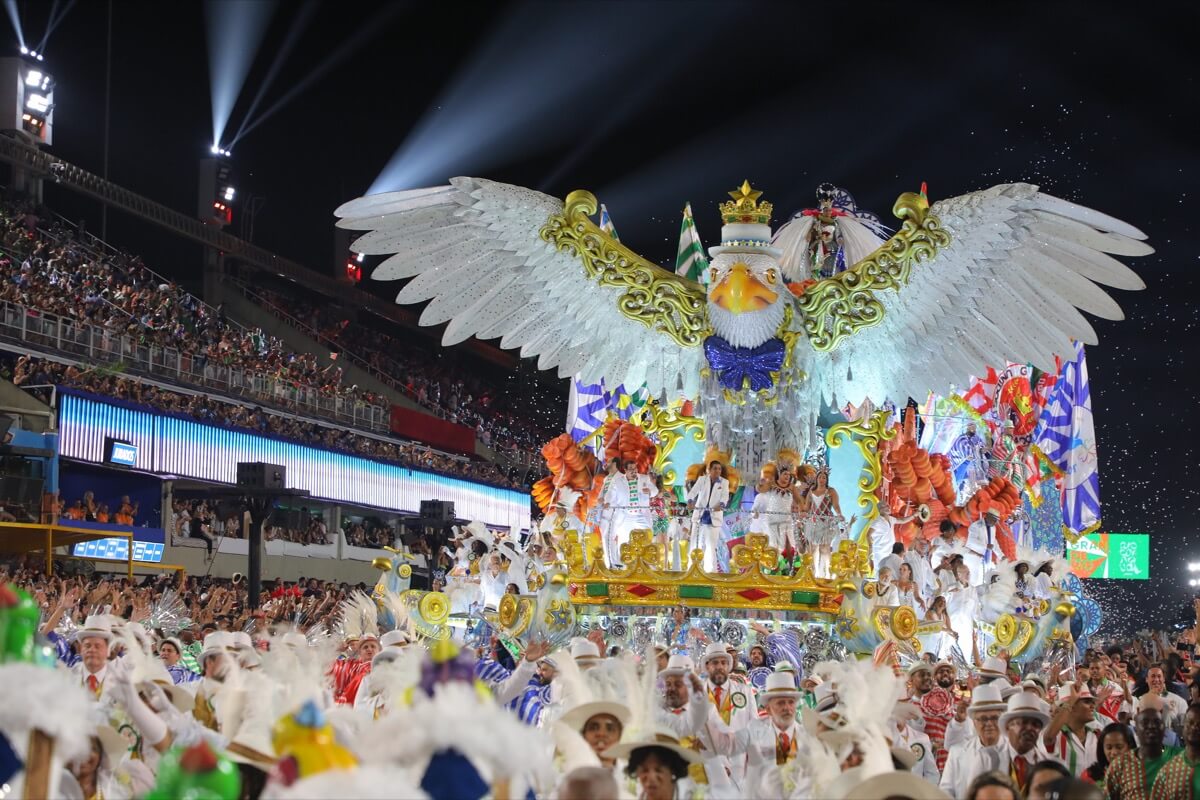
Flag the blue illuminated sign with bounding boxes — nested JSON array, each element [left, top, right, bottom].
[[109, 441, 138, 466], [57, 392, 530, 530], [72, 539, 165, 563]]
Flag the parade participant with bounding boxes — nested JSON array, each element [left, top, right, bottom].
[[890, 700, 941, 783], [192, 631, 234, 731], [1025, 761, 1071, 800], [686, 460, 729, 572], [897, 562, 927, 612], [868, 506, 918, 574], [558, 766, 620, 800], [560, 698, 632, 773], [700, 641, 754, 785], [911, 660, 958, 771], [159, 637, 201, 685], [806, 466, 853, 578], [73, 615, 117, 699], [1044, 683, 1105, 776], [1148, 703, 1200, 800], [1104, 707, 1178, 800], [604, 731, 704, 800], [874, 567, 901, 607], [939, 684, 1010, 799], [907, 535, 939, 603], [1082, 722, 1134, 791], [328, 633, 379, 706], [933, 519, 962, 564], [998, 691, 1056, 795], [605, 460, 659, 569], [655, 654, 735, 794], [964, 509, 1001, 586], [494, 640, 561, 726], [714, 670, 806, 793]]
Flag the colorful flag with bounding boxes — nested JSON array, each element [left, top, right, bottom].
[[675, 202, 709, 283], [1035, 342, 1101, 538], [961, 367, 999, 415], [599, 204, 619, 241], [566, 375, 649, 448]]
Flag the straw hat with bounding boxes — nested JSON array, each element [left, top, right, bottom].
[[759, 671, 802, 702], [602, 728, 702, 766], [978, 656, 1008, 680], [907, 661, 932, 677], [380, 629, 412, 648], [967, 683, 1008, 716], [998, 691, 1051, 728], [74, 615, 114, 643], [660, 654, 694, 677], [95, 724, 129, 767], [701, 641, 732, 668], [279, 631, 309, 650], [841, 770, 951, 800], [200, 631, 234, 659], [559, 700, 632, 733], [1021, 676, 1048, 698], [570, 638, 603, 664]]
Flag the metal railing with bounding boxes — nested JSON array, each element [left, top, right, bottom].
[[0, 299, 390, 432]]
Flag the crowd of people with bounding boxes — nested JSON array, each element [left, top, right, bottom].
[[246, 283, 558, 455], [4, 353, 526, 489], [2, 542, 1200, 800], [0, 199, 534, 488], [0, 201, 388, 416]]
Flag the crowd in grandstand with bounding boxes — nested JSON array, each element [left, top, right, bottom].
[[248, 285, 556, 453], [4, 354, 525, 488]]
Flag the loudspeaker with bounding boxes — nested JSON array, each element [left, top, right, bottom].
[[419, 500, 454, 521], [236, 462, 286, 490]]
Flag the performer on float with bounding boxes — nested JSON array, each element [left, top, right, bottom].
[[950, 421, 991, 503], [602, 459, 659, 568], [751, 463, 802, 567], [964, 508, 1001, 586], [771, 182, 891, 283], [865, 504, 918, 575], [686, 460, 730, 572], [805, 465, 854, 578]]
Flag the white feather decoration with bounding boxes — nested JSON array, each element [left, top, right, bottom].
[[0, 663, 96, 764]]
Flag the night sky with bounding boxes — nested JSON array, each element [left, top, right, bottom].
[[15, 1, 1198, 632]]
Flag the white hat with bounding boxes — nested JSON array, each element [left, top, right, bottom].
[[801, 674, 824, 689], [908, 661, 932, 677], [200, 631, 233, 659], [559, 700, 632, 732], [759, 671, 802, 702], [932, 659, 955, 673], [701, 641, 733, 667], [570, 638, 602, 663], [602, 727, 703, 766], [230, 631, 254, 650], [1062, 681, 1096, 701], [75, 615, 114, 643], [967, 683, 1008, 716], [660, 654, 694, 676], [94, 724, 128, 767], [380, 629, 412, 648], [842, 770, 951, 800], [994, 678, 1020, 699], [1021, 677, 1048, 698], [979, 656, 1008, 679], [998, 691, 1052, 728], [148, 680, 195, 714]]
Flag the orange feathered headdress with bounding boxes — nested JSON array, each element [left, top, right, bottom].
[[686, 447, 741, 495]]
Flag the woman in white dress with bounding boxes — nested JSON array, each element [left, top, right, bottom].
[[895, 562, 926, 612], [942, 563, 977, 660]]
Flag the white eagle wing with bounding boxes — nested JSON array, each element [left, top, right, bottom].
[[336, 177, 703, 397], [814, 182, 1150, 406]]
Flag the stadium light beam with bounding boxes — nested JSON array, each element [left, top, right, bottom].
[[33, 0, 75, 57], [232, 3, 404, 147], [204, 0, 277, 148], [365, 2, 705, 196], [4, 0, 25, 52], [228, 0, 316, 147]]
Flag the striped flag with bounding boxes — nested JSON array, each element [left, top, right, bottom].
[[1035, 342, 1101, 538], [566, 375, 649, 449], [599, 204, 619, 241], [675, 202, 709, 283]]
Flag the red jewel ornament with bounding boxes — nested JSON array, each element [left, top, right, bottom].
[[920, 687, 954, 717]]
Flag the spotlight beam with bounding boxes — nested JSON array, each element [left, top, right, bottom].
[[205, 0, 277, 147], [231, 3, 404, 146], [366, 2, 722, 196], [3, 0, 25, 51], [33, 0, 75, 56], [228, 0, 317, 147]]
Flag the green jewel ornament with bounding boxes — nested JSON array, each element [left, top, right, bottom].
[[0, 583, 40, 664], [145, 742, 240, 800]]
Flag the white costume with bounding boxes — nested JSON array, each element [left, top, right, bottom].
[[893, 722, 940, 784], [867, 514, 896, 572], [939, 736, 1011, 799], [686, 475, 730, 572], [703, 678, 757, 786], [604, 472, 658, 566], [964, 518, 999, 585]]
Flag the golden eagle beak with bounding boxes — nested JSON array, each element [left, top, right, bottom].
[[711, 263, 778, 314]]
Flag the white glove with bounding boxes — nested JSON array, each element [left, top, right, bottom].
[[110, 677, 168, 748]]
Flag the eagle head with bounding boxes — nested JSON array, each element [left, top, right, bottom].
[[705, 252, 787, 349]]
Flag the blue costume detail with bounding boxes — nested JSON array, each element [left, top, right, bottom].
[[703, 336, 785, 392]]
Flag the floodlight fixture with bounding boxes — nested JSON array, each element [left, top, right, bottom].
[[25, 92, 50, 114], [1188, 562, 1200, 572], [223, 186, 236, 201], [19, 47, 27, 55]]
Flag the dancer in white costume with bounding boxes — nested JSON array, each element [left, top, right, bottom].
[[603, 459, 658, 568], [805, 467, 853, 578], [752, 465, 801, 560]]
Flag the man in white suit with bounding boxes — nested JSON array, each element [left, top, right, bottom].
[[699, 642, 756, 787], [73, 615, 116, 699], [687, 460, 730, 571], [602, 459, 658, 568], [939, 683, 1010, 799]]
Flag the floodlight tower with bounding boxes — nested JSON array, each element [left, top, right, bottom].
[[198, 148, 236, 301], [0, 54, 56, 201]]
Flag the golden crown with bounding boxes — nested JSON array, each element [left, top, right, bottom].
[[719, 180, 773, 225]]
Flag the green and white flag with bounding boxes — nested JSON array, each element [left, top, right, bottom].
[[675, 202, 708, 284]]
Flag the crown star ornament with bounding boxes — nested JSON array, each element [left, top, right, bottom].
[[720, 180, 773, 225]]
